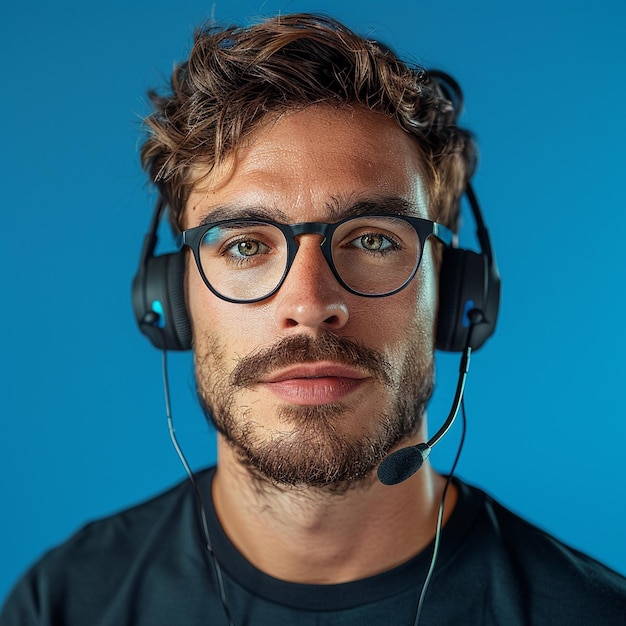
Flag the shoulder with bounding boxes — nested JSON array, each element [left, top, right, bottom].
[[455, 480, 626, 622], [0, 470, 215, 626]]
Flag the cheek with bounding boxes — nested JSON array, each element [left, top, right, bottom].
[[369, 247, 438, 342], [186, 266, 271, 352], [414, 247, 439, 333]]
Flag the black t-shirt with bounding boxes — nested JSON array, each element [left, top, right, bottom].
[[2, 469, 625, 625]]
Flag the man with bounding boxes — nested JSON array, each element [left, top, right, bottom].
[[2, 13, 625, 626]]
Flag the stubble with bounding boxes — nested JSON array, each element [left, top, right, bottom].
[[195, 332, 434, 492]]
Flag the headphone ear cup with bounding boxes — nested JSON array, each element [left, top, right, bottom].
[[437, 247, 497, 352], [132, 250, 192, 351]]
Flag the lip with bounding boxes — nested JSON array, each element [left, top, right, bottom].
[[257, 362, 371, 405]]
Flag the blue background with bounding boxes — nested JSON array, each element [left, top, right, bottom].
[[2, 0, 625, 603]]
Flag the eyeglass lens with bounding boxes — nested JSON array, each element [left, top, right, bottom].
[[198, 216, 422, 301]]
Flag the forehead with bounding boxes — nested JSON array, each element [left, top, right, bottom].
[[184, 105, 429, 228]]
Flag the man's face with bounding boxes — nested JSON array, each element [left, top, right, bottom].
[[184, 105, 439, 490]]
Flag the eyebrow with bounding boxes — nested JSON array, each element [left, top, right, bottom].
[[195, 195, 419, 227], [196, 205, 290, 227], [328, 196, 417, 220]]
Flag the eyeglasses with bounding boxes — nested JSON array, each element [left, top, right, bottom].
[[177, 214, 453, 303]]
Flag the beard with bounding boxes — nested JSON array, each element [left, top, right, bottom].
[[195, 331, 434, 491]]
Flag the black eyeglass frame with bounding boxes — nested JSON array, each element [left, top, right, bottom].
[[176, 214, 454, 304]]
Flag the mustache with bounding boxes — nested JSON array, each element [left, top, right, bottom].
[[229, 333, 393, 388]]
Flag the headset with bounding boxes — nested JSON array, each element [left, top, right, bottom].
[[132, 72, 501, 354]]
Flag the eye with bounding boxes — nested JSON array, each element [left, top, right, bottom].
[[350, 233, 397, 253], [226, 238, 270, 258]]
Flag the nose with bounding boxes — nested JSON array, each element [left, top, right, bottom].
[[273, 235, 349, 333]]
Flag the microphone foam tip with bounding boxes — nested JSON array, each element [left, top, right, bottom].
[[377, 445, 426, 486]]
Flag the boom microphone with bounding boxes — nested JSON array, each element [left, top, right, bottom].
[[377, 324, 475, 486]]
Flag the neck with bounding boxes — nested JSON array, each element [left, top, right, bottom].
[[211, 431, 457, 584]]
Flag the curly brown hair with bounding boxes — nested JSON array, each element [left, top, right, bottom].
[[140, 13, 476, 229]]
